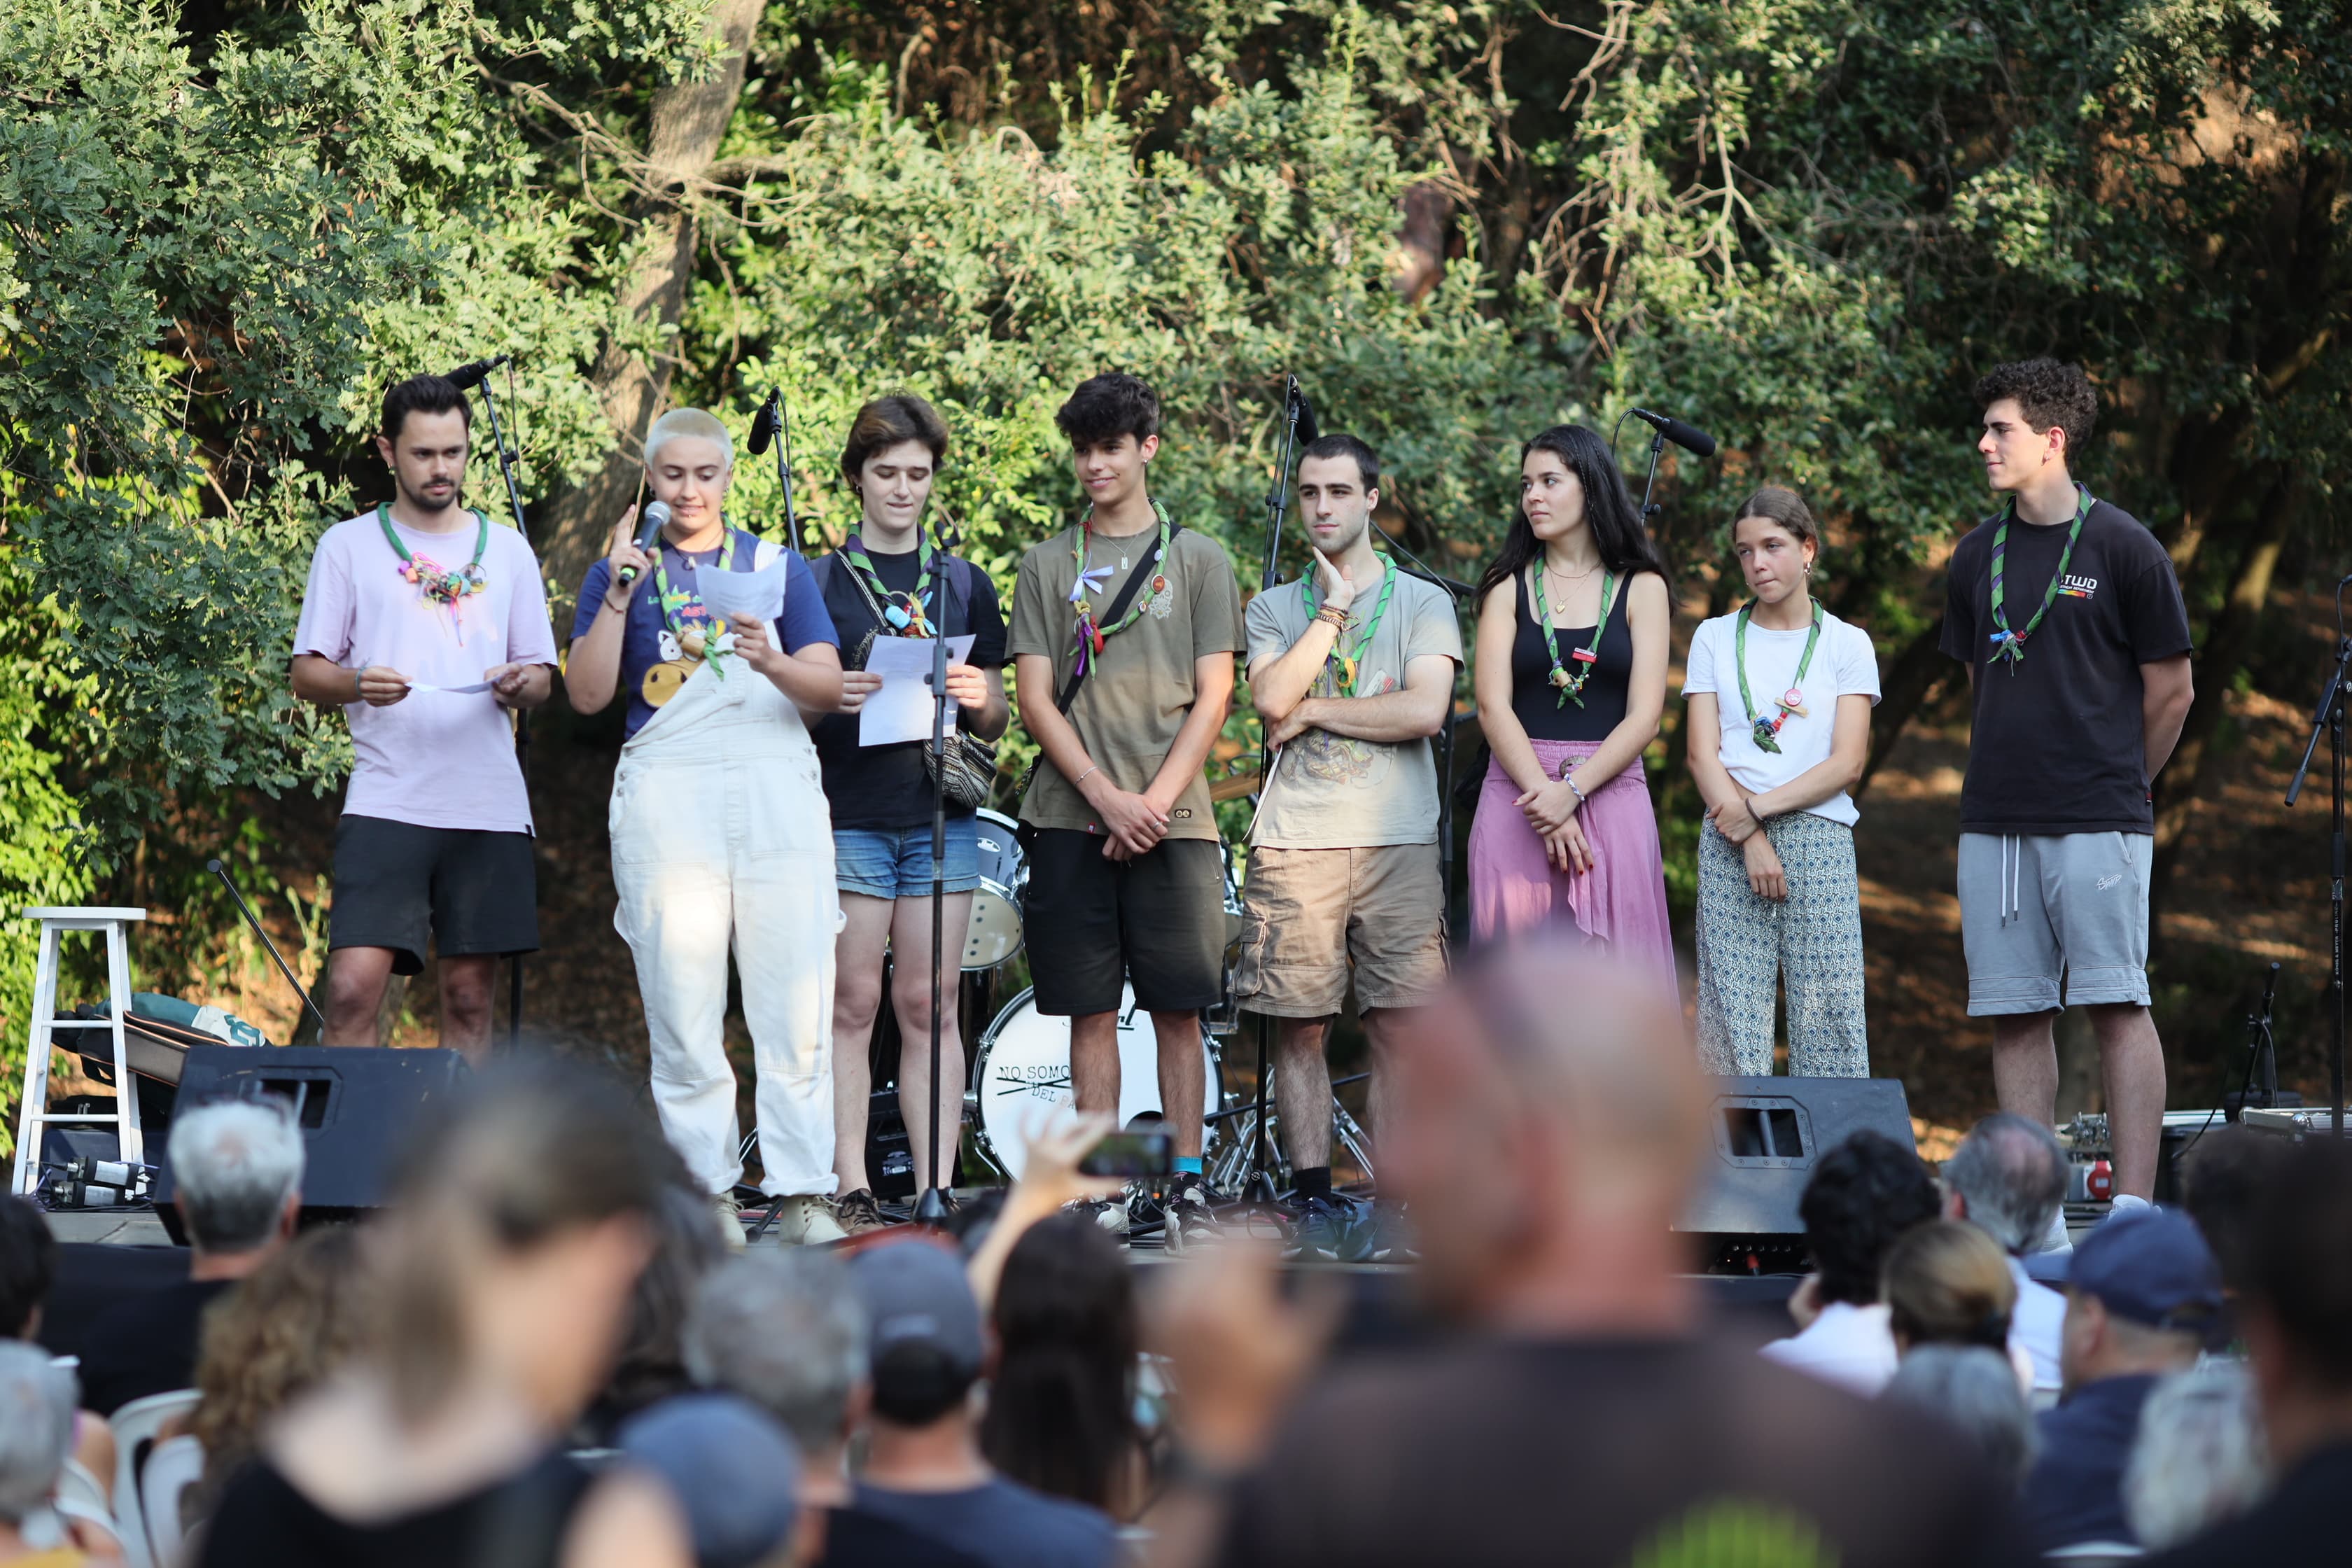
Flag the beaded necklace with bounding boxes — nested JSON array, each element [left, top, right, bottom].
[[1301, 555, 1399, 696], [1987, 482, 2092, 672], [840, 531, 937, 636], [379, 505, 489, 613], [1531, 561, 1617, 708]]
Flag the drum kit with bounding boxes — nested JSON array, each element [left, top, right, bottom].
[[946, 808, 1371, 1193]]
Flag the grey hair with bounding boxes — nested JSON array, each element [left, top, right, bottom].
[[1882, 1345, 2037, 1490], [1943, 1112, 2066, 1255], [644, 407, 733, 470], [2124, 1362, 2269, 1550], [0, 1341, 76, 1521], [169, 1098, 304, 1252], [683, 1251, 867, 1452]]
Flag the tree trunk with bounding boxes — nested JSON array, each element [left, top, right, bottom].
[[1857, 617, 1952, 797], [534, 0, 769, 600]]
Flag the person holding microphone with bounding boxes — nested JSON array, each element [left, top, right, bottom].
[[567, 407, 846, 1247]]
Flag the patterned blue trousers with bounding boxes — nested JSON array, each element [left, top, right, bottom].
[[1694, 811, 1869, 1078]]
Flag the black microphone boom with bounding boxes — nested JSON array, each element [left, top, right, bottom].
[[617, 500, 671, 586], [1295, 391, 1320, 446], [1629, 407, 1718, 458], [442, 354, 514, 392]]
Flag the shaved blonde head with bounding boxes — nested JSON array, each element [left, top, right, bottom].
[[645, 407, 733, 469]]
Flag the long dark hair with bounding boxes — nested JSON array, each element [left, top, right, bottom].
[[979, 1214, 1140, 1515], [1476, 424, 1670, 600]]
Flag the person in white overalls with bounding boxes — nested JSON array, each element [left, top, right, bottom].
[[566, 408, 848, 1246]]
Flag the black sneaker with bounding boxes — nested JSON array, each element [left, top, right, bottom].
[[1363, 1202, 1418, 1264], [831, 1188, 895, 1236], [1282, 1194, 1354, 1263], [1163, 1177, 1226, 1256]]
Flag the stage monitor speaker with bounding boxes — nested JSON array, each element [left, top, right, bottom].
[[1676, 1075, 1917, 1274], [153, 1046, 470, 1240]]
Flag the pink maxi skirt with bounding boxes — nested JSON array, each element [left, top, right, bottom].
[[1468, 739, 1677, 993]]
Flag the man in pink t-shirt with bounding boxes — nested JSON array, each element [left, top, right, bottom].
[[290, 374, 558, 1062]]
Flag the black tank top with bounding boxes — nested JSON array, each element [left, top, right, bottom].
[[1509, 567, 1634, 742]]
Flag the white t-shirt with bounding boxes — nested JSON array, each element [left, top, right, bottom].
[[1682, 605, 1881, 826], [1760, 1300, 1898, 1396], [291, 510, 557, 834]]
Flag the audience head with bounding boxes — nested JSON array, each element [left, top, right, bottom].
[[981, 1213, 1140, 1513], [620, 1394, 802, 1568], [2181, 1125, 2281, 1298], [1386, 938, 1707, 1322], [1940, 1113, 2066, 1256], [1882, 1345, 2036, 1490], [2123, 1362, 2268, 1551], [2237, 1138, 2352, 1464], [685, 1251, 868, 1462], [1884, 1219, 2017, 1354], [2059, 1208, 2222, 1394], [0, 1196, 56, 1340], [600, 1178, 732, 1432], [850, 1238, 986, 1429], [189, 1223, 374, 1519], [168, 1096, 305, 1257], [378, 1058, 670, 1426], [1800, 1130, 1941, 1308], [0, 1340, 76, 1525]]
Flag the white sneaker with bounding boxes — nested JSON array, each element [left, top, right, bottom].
[[712, 1191, 747, 1254], [764, 1194, 848, 1247]]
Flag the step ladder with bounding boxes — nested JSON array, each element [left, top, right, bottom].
[[10, 906, 147, 1197]]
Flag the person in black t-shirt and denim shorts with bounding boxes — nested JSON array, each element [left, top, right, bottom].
[[809, 395, 1011, 1235], [1940, 359, 2194, 1209]]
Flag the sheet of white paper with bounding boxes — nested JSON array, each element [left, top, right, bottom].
[[860, 635, 976, 747], [694, 558, 791, 623], [408, 680, 494, 694]]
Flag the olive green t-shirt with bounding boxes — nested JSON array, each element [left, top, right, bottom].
[[1009, 520, 1245, 841]]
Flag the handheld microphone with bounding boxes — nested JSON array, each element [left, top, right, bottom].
[[1289, 382, 1320, 445], [442, 354, 514, 391], [748, 389, 781, 456], [617, 500, 671, 586], [1629, 407, 1717, 458]]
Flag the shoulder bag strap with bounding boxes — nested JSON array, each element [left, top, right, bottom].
[[1054, 524, 1184, 714]]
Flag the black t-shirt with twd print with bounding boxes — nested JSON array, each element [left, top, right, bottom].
[[1940, 491, 2193, 835]]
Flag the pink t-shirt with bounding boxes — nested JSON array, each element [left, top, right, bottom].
[[291, 510, 558, 833]]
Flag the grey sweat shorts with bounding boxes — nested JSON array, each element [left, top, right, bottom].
[[1957, 831, 2152, 1016]]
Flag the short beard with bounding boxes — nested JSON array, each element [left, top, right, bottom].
[[397, 474, 459, 513]]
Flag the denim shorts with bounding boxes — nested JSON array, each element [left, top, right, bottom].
[[834, 816, 980, 899]]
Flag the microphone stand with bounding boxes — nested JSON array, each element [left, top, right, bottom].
[[1634, 425, 1667, 524], [475, 368, 533, 1049], [913, 525, 957, 1227], [206, 859, 329, 1043], [1240, 376, 1312, 1207], [2283, 572, 2352, 1138]]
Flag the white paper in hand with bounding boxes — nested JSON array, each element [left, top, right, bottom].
[[861, 635, 976, 747], [408, 679, 495, 694], [694, 557, 790, 624]]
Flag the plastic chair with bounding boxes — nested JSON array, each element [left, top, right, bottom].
[[110, 1388, 201, 1568], [141, 1434, 204, 1565]]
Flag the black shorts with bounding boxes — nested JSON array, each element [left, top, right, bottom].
[[328, 815, 539, 976], [1023, 830, 1227, 1016]]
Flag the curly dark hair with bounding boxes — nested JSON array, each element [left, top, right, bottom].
[[1800, 1129, 1941, 1307], [1973, 357, 2096, 457], [1055, 372, 1159, 447]]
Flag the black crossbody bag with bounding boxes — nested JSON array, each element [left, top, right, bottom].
[[1014, 524, 1185, 847]]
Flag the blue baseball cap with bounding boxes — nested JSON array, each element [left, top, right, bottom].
[[620, 1393, 801, 1568], [2069, 1209, 2225, 1331]]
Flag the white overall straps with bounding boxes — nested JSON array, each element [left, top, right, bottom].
[[609, 550, 842, 1198]]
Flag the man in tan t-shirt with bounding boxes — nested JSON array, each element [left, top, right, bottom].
[[1239, 433, 1461, 1263], [1010, 372, 1245, 1253]]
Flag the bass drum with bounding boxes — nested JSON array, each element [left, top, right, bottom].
[[961, 808, 1027, 971], [970, 983, 1219, 1182]]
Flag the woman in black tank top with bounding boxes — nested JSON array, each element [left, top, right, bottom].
[[1468, 424, 1676, 994], [197, 1063, 694, 1568]]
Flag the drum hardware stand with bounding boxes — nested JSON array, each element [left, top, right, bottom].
[[207, 858, 328, 1042], [2283, 572, 2352, 1138]]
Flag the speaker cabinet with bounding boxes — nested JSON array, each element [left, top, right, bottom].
[[1677, 1076, 1918, 1274]]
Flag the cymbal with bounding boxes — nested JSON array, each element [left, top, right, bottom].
[[1208, 770, 1261, 803]]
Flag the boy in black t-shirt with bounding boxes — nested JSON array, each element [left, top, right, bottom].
[[1939, 359, 2194, 1207]]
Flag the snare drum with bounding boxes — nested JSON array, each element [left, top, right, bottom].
[[969, 983, 1220, 1181], [962, 808, 1027, 970]]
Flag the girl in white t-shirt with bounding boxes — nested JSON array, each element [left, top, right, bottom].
[[1683, 488, 1882, 1076]]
